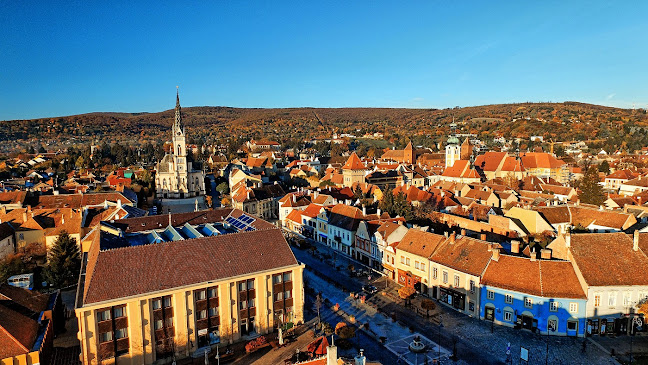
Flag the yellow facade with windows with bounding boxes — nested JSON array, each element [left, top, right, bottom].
[[76, 265, 304, 365]]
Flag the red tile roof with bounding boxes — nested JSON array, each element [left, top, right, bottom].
[[482, 255, 585, 298], [396, 230, 445, 258], [81, 228, 298, 305], [569, 232, 648, 286], [430, 236, 492, 277], [0, 305, 39, 359], [520, 153, 565, 169], [342, 152, 366, 170]]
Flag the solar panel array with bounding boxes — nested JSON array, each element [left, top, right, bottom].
[[224, 213, 256, 232]]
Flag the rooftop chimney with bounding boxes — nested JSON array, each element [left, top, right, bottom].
[[491, 247, 500, 261], [22, 211, 27, 222], [634, 230, 639, 252], [460, 228, 466, 236], [362, 205, 366, 216], [450, 232, 456, 244], [530, 248, 537, 261], [511, 240, 521, 254], [480, 232, 487, 241], [377, 208, 381, 216], [327, 336, 338, 365], [540, 249, 552, 260], [565, 232, 571, 248]]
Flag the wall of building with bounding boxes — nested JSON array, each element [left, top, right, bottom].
[[77, 265, 304, 365]]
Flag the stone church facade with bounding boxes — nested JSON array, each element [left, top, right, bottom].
[[155, 90, 205, 199]]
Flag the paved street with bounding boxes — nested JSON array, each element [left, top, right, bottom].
[[292, 238, 647, 365]]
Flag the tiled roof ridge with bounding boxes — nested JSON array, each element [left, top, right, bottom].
[[538, 260, 544, 297], [100, 226, 280, 253]]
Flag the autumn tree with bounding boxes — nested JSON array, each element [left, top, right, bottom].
[[598, 160, 610, 174], [398, 286, 416, 307], [421, 299, 436, 318], [44, 231, 81, 289], [577, 166, 606, 206], [0, 253, 28, 284]]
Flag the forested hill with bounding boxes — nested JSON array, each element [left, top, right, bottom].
[[2, 102, 648, 152]]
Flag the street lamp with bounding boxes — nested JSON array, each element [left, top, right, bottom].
[[438, 315, 443, 363]]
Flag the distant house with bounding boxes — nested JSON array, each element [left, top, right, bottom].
[[355, 219, 407, 272], [604, 169, 639, 191], [619, 176, 648, 196], [439, 160, 480, 184], [565, 232, 648, 336], [429, 233, 493, 317], [520, 152, 569, 184], [480, 254, 587, 337]]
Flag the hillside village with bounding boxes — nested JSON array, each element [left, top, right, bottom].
[[2, 101, 648, 365]]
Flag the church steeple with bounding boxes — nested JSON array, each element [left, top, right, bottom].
[[174, 86, 183, 134]]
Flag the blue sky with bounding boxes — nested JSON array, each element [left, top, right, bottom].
[[1, 1, 647, 120]]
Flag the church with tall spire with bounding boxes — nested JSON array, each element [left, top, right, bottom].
[[155, 88, 205, 199]]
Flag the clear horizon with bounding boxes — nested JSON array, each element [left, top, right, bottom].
[[2, 1, 647, 120]]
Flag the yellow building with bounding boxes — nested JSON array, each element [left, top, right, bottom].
[[75, 208, 304, 364]]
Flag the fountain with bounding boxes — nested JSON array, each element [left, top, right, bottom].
[[408, 335, 427, 353]]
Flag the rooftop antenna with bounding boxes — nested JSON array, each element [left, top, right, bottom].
[[168, 212, 172, 227]]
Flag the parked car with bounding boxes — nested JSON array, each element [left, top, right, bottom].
[[362, 285, 378, 294]]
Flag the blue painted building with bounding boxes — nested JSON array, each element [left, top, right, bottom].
[[480, 254, 587, 337]]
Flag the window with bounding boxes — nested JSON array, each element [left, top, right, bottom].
[[594, 294, 600, 307], [569, 302, 578, 313], [504, 310, 513, 322], [468, 301, 475, 312], [505, 294, 513, 304], [154, 319, 163, 330], [273, 275, 282, 284], [487, 290, 495, 300], [152, 299, 161, 310], [113, 306, 125, 318], [567, 320, 578, 331], [454, 275, 460, 287], [196, 290, 207, 300], [275, 292, 283, 301], [469, 280, 475, 294], [115, 328, 127, 339], [197, 310, 207, 320], [97, 309, 111, 322], [442, 271, 448, 284], [165, 317, 173, 327], [406, 258, 410, 266], [209, 307, 219, 317], [208, 288, 218, 298], [550, 301, 558, 312], [99, 331, 113, 343], [623, 292, 632, 307], [240, 301, 247, 310], [524, 297, 533, 308], [548, 319, 558, 333], [163, 296, 172, 308], [239, 282, 247, 291], [284, 289, 292, 299], [421, 263, 425, 271], [415, 261, 420, 270], [433, 267, 438, 279], [283, 272, 292, 282], [248, 298, 255, 308], [609, 292, 617, 307]]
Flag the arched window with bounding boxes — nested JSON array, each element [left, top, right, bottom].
[[177, 144, 182, 155]]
